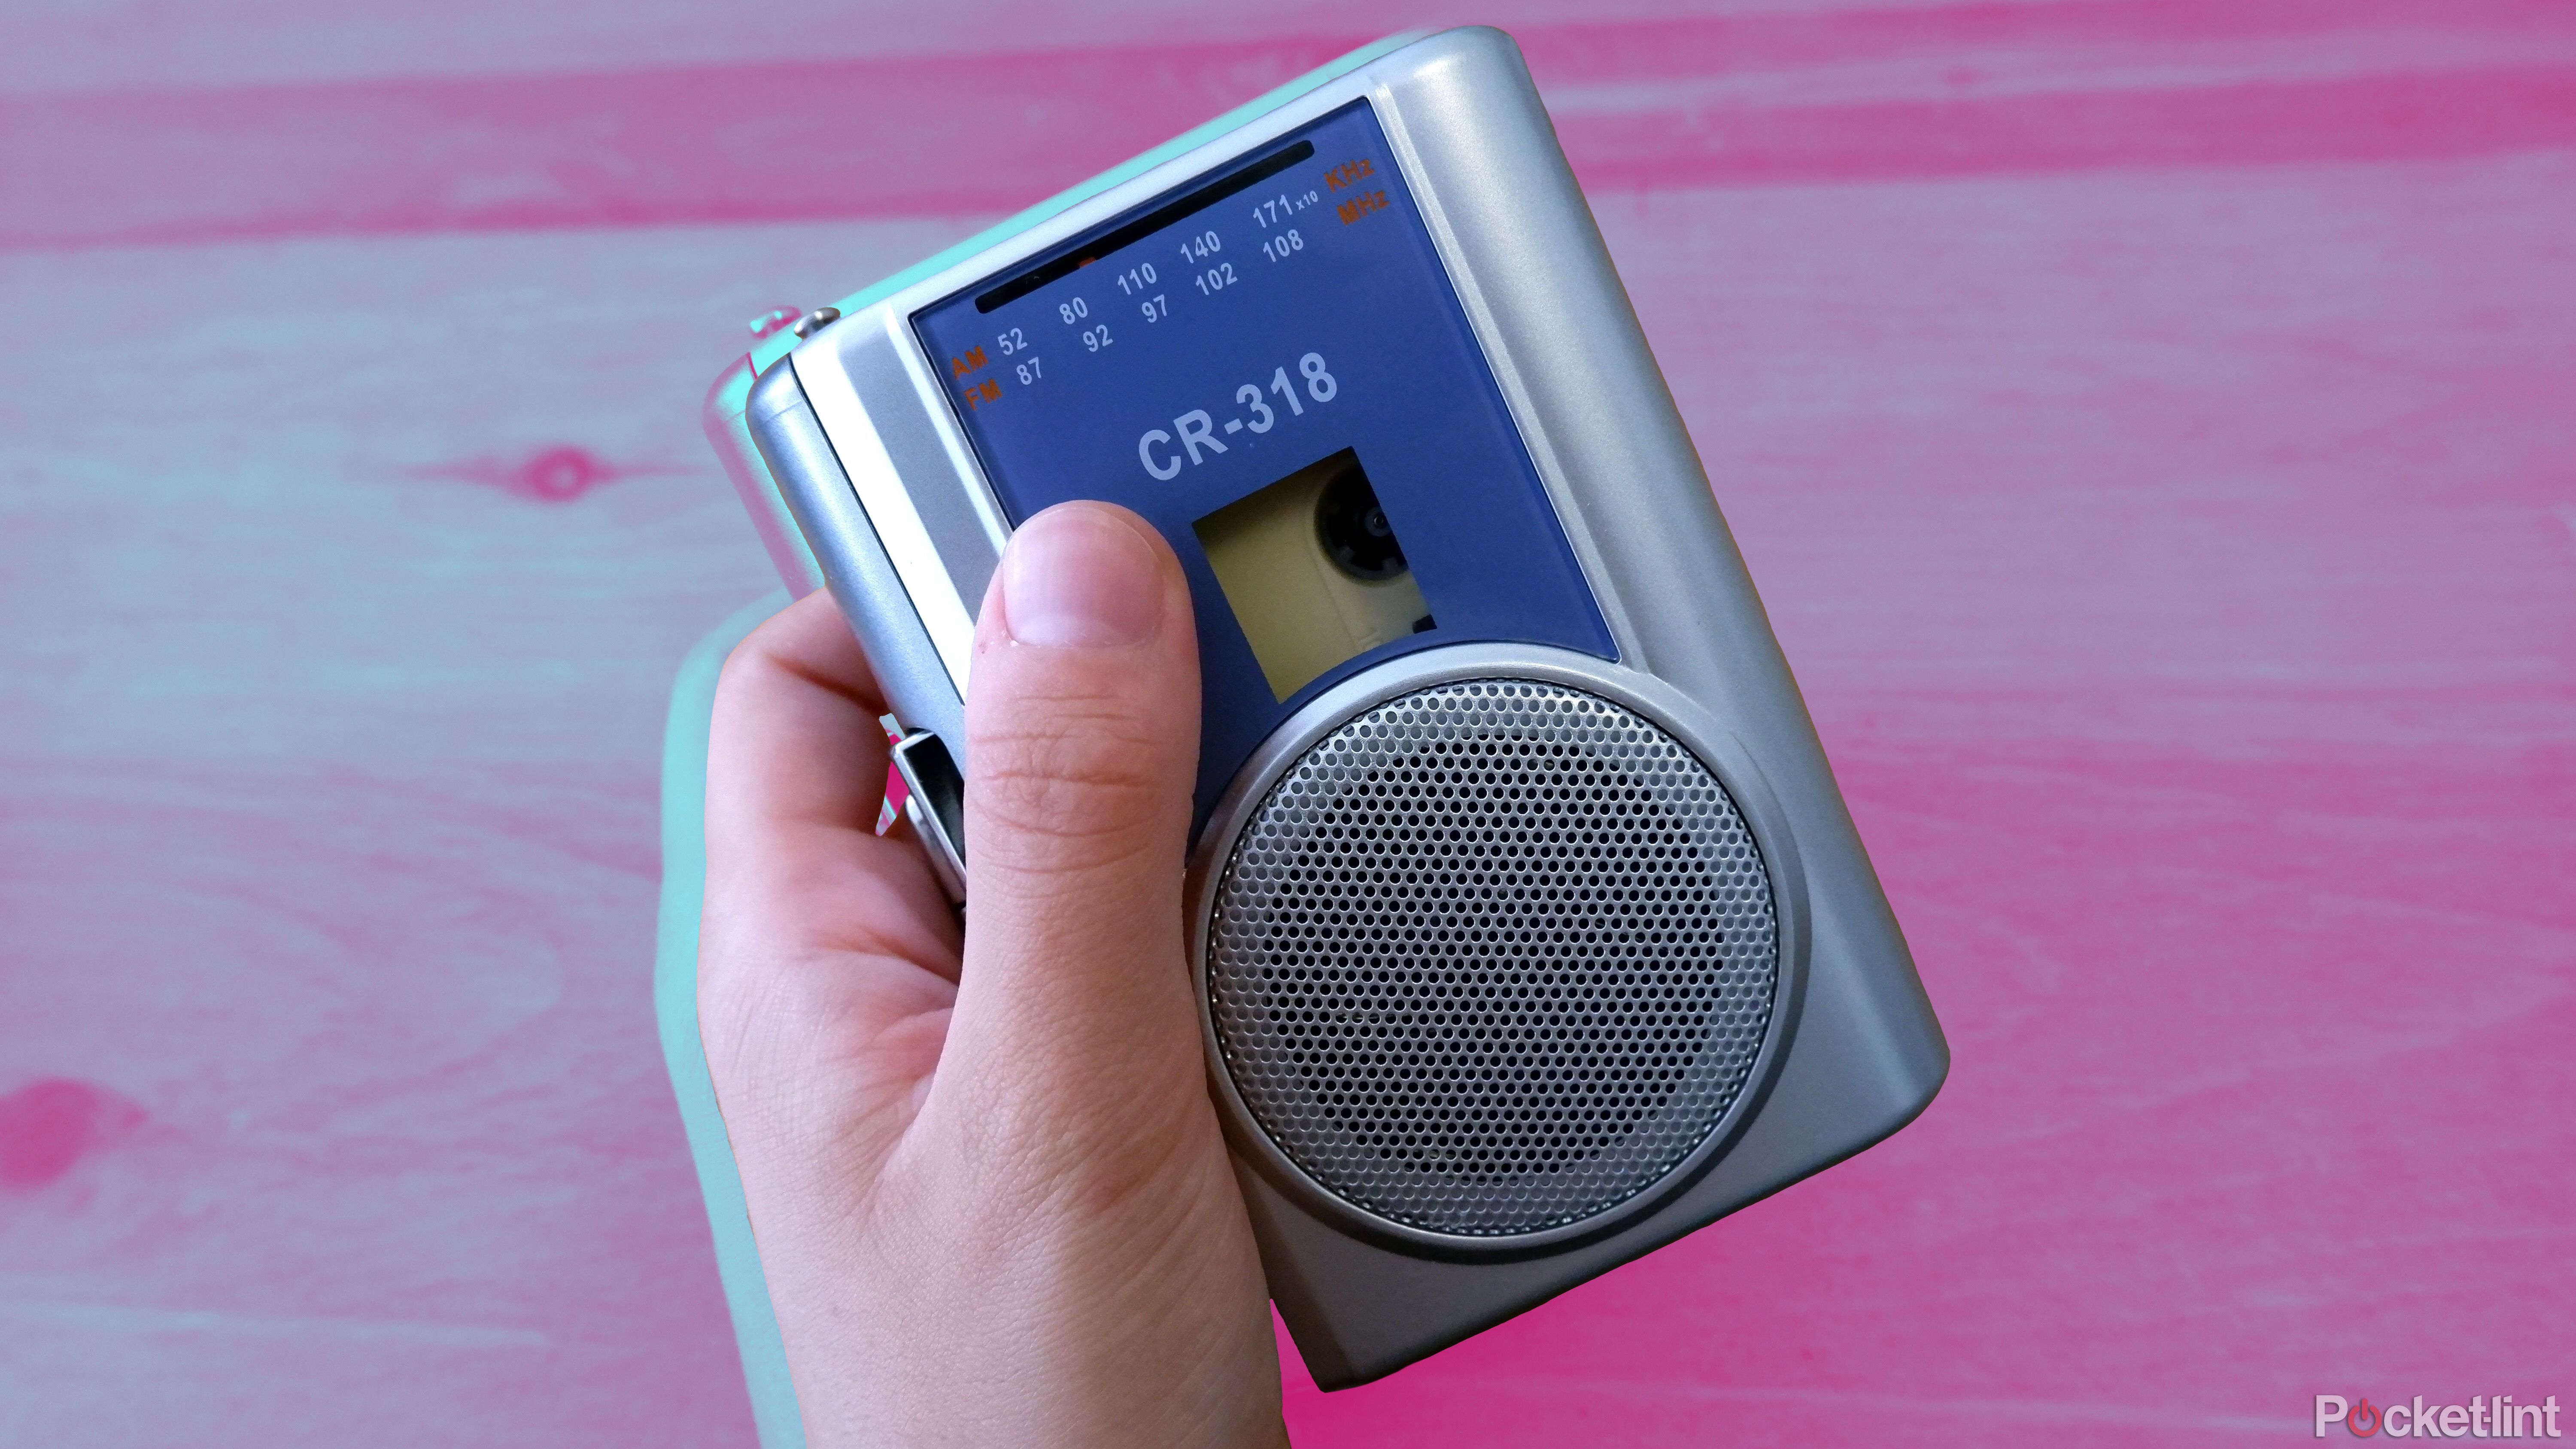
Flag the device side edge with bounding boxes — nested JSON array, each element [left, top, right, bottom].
[[747, 361, 968, 753]]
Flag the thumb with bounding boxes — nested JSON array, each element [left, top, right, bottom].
[[937, 501, 1206, 1148]]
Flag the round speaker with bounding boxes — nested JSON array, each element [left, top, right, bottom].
[[1202, 674, 1781, 1243]]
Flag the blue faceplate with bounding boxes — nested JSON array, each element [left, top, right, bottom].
[[914, 100, 1613, 821]]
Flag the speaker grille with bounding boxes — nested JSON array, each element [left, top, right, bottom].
[[1207, 679, 1779, 1238]]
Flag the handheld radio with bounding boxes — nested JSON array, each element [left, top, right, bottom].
[[690, 25, 1945, 1399]]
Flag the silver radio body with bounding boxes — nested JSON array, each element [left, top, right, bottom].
[[699, 26, 1945, 1392]]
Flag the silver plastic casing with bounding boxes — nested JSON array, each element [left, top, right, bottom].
[[723, 26, 1947, 1390]]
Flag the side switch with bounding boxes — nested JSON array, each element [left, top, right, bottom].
[[890, 731, 966, 903]]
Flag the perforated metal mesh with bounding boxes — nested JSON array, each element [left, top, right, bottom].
[[1206, 679, 1779, 1238]]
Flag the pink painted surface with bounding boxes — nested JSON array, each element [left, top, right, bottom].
[[2, 1, 2568, 1443]]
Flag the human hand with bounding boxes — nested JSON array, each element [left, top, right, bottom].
[[697, 502, 1288, 1448]]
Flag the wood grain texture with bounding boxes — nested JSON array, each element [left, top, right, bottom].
[[10, 4, 2576, 248], [1, 1, 2568, 1443]]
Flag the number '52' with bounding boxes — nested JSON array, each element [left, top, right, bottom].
[[1136, 353, 1339, 480]]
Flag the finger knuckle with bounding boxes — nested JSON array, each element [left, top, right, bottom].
[[970, 709, 1176, 863]]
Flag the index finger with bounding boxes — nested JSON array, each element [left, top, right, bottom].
[[703, 588, 962, 966]]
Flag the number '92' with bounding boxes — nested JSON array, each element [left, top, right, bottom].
[[1137, 353, 1339, 480]]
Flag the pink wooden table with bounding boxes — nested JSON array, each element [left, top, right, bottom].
[[3, 2, 2568, 1443]]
